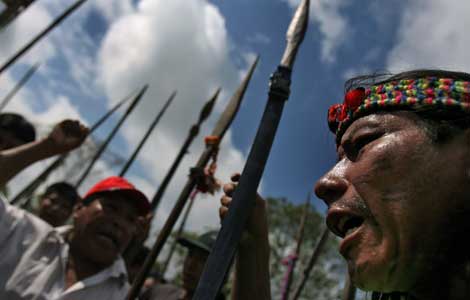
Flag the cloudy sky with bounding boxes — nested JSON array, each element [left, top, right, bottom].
[[1, 0, 469, 235]]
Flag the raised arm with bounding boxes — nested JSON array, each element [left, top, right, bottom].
[[219, 174, 271, 300], [0, 119, 88, 186]]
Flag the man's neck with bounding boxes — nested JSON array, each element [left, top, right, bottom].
[[411, 261, 470, 300], [65, 235, 111, 288]]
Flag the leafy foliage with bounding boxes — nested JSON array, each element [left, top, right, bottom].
[[266, 197, 346, 300]]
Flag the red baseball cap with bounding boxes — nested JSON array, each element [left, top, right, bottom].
[[83, 176, 151, 215]]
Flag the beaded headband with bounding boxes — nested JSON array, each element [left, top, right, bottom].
[[328, 77, 470, 142]]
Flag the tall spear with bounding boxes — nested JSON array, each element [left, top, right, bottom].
[[149, 88, 220, 212], [0, 63, 40, 112], [280, 192, 311, 300], [9, 86, 141, 206], [193, 1, 309, 299], [0, 0, 88, 75], [160, 181, 196, 275], [0, 0, 37, 29], [291, 228, 330, 300], [126, 55, 259, 300], [74, 84, 148, 189], [119, 91, 177, 177]]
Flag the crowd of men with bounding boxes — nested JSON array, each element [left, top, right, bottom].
[[2, 68, 470, 300]]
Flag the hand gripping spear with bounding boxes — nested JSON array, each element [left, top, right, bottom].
[[193, 1, 309, 299], [149, 88, 221, 211], [0, 0, 88, 75], [74, 84, 148, 189], [126, 55, 259, 300], [0, 63, 40, 112], [280, 192, 311, 300], [118, 91, 177, 177], [9, 86, 141, 206]]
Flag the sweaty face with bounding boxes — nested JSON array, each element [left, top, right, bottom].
[[315, 111, 470, 293], [72, 193, 139, 265], [182, 248, 208, 292], [38, 192, 74, 227]]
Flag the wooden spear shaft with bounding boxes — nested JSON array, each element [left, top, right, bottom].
[[149, 88, 220, 211], [74, 84, 148, 189], [9, 86, 140, 205], [291, 228, 330, 300], [119, 91, 177, 177], [126, 56, 259, 300], [0, 63, 40, 112], [160, 190, 197, 275], [192, 1, 309, 298], [0, 0, 88, 75]]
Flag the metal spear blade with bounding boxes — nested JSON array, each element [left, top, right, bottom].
[[281, 0, 310, 68], [192, 1, 310, 299]]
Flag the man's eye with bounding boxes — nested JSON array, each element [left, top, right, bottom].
[[346, 133, 382, 160]]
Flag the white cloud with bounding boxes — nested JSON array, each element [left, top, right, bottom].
[[0, 2, 56, 66], [386, 0, 470, 72], [97, 0, 249, 233], [283, 0, 349, 63]]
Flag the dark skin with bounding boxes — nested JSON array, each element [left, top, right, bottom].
[[0, 119, 88, 186], [38, 191, 75, 227], [66, 193, 141, 288], [315, 111, 470, 299], [181, 247, 209, 299]]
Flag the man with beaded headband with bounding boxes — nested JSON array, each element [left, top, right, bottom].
[[219, 70, 470, 300]]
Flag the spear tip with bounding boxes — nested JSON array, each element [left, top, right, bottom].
[[281, 0, 310, 68]]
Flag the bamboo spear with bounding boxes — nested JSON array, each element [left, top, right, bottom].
[[126, 55, 259, 300], [0, 63, 40, 112], [193, 1, 309, 299], [291, 228, 330, 300], [74, 84, 148, 189], [9, 86, 141, 206], [119, 91, 177, 177], [280, 192, 311, 300], [149, 88, 220, 212], [0, 0, 88, 75], [160, 189, 197, 275]]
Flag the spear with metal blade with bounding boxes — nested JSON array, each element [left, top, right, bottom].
[[9, 86, 141, 206], [0, 0, 88, 75], [291, 228, 330, 300], [74, 84, 148, 189], [281, 192, 311, 300], [119, 91, 177, 177], [0, 63, 40, 112], [126, 55, 259, 300], [149, 88, 220, 211], [193, 1, 309, 299]]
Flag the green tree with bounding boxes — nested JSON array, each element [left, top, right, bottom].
[[266, 197, 345, 300]]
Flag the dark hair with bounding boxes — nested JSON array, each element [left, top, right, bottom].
[[43, 182, 80, 206], [0, 113, 36, 144], [346, 69, 470, 144]]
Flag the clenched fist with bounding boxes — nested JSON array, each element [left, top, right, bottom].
[[46, 119, 89, 154]]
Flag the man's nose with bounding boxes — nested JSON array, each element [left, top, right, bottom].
[[314, 170, 348, 207]]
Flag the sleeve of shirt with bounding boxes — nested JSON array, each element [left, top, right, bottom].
[[0, 193, 52, 290]]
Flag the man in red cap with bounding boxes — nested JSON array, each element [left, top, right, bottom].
[[0, 175, 152, 300]]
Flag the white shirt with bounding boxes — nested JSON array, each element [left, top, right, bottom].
[[0, 195, 130, 300]]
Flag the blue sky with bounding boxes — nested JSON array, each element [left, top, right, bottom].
[[1, 0, 470, 231]]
